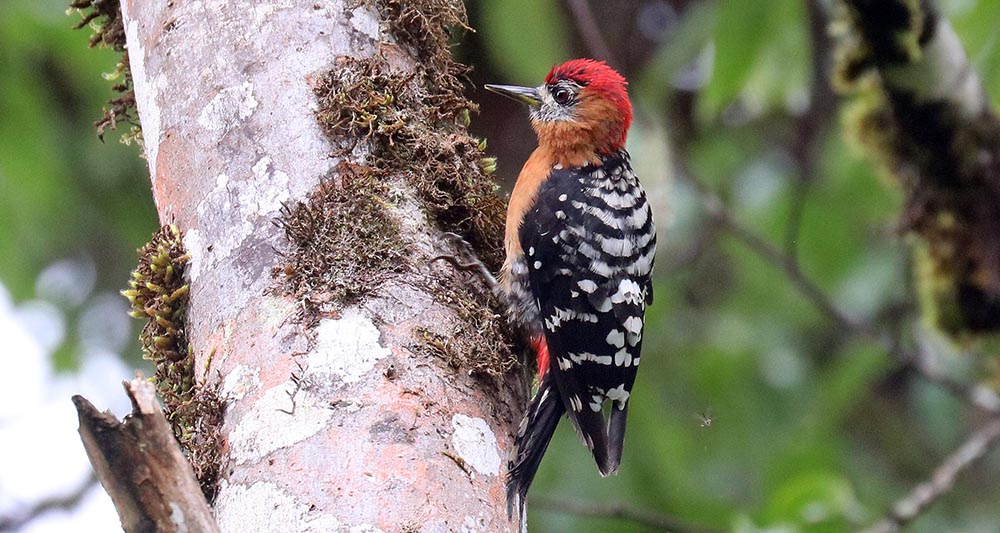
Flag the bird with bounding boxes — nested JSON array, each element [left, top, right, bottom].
[[485, 58, 656, 525]]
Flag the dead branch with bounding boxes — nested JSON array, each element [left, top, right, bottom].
[[73, 374, 220, 533]]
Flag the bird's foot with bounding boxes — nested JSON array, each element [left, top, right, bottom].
[[431, 232, 501, 298]]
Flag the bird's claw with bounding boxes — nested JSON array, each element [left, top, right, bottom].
[[432, 232, 501, 297]]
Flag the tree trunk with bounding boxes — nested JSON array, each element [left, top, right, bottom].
[[118, 0, 525, 531]]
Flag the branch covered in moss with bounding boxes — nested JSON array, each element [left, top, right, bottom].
[[833, 0, 1000, 341]]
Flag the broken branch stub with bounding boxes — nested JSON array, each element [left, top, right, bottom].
[[73, 374, 220, 533]]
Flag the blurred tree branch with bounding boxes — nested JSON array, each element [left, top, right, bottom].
[[835, 0, 1000, 338], [784, 0, 836, 261], [0, 474, 97, 532], [563, 0, 620, 70], [677, 162, 869, 335], [860, 415, 1000, 533], [831, 0, 1000, 526], [900, 345, 1000, 414]]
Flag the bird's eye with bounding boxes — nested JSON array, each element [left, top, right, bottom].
[[552, 87, 572, 105]]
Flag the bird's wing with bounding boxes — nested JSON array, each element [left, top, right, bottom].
[[519, 151, 655, 474]]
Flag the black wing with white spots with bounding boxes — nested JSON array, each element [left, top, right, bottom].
[[520, 150, 655, 474]]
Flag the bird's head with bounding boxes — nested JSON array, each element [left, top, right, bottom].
[[486, 59, 632, 166]]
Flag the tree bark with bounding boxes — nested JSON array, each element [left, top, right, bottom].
[[118, 0, 523, 531]]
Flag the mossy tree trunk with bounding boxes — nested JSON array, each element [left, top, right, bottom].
[[834, 0, 1000, 343], [118, 0, 524, 531]]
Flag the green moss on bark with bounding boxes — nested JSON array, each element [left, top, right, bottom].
[[277, 160, 408, 308], [122, 225, 223, 501], [275, 1, 514, 375]]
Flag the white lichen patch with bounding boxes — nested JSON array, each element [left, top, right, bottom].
[[309, 310, 390, 385], [460, 515, 489, 533], [196, 173, 243, 265], [302, 515, 343, 532], [228, 385, 332, 464], [122, 17, 161, 180], [216, 481, 338, 533], [250, 0, 294, 26], [182, 228, 203, 282], [197, 81, 259, 133], [348, 4, 381, 41], [250, 156, 291, 215], [195, 160, 291, 270], [221, 364, 261, 401], [450, 415, 501, 476], [347, 526, 384, 533], [169, 502, 188, 533], [215, 481, 380, 533]]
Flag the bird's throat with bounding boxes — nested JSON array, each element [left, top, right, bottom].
[[532, 118, 622, 168]]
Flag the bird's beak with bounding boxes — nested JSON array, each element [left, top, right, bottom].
[[485, 84, 542, 108]]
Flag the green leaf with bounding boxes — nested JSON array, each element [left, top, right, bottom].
[[701, 1, 771, 116], [701, 0, 807, 119]]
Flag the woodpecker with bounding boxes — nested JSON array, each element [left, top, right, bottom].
[[486, 59, 656, 522]]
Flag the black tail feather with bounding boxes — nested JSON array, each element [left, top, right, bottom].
[[605, 402, 629, 475], [506, 373, 564, 525], [506, 376, 633, 527], [566, 404, 613, 476]]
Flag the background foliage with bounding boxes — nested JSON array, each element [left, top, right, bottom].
[[0, 0, 155, 372], [2, 0, 1000, 531]]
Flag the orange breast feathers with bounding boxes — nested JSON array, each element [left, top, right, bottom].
[[502, 147, 558, 284]]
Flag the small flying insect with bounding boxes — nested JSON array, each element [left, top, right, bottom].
[[695, 408, 715, 429]]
